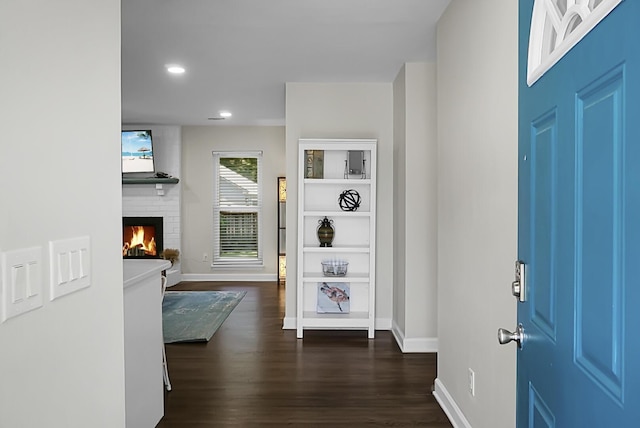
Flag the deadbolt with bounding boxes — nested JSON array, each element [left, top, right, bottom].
[[512, 260, 526, 302]]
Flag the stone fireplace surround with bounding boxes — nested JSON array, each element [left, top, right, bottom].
[[122, 125, 181, 286]]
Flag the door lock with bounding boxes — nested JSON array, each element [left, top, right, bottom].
[[512, 260, 526, 302]]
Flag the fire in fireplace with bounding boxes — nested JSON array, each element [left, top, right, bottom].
[[122, 217, 163, 258]]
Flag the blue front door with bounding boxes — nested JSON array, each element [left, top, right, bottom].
[[518, 1, 640, 426]]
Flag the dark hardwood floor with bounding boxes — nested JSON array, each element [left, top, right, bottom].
[[157, 281, 452, 427]]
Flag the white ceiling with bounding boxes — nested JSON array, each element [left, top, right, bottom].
[[121, 0, 451, 126]]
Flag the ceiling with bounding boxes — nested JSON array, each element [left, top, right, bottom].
[[121, 0, 451, 126]]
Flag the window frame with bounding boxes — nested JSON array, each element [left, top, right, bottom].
[[212, 151, 263, 267]]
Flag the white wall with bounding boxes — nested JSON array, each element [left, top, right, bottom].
[[392, 63, 439, 352], [0, 1, 126, 426], [434, 1, 518, 427], [393, 68, 407, 334], [180, 126, 285, 279], [283, 83, 393, 330]]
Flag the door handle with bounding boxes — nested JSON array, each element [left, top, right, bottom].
[[498, 323, 525, 349]]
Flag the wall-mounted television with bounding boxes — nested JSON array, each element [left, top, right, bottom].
[[121, 130, 155, 174]]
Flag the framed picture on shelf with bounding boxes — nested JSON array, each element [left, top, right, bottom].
[[317, 282, 350, 313], [305, 150, 324, 178]]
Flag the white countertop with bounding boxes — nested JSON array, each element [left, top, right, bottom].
[[123, 259, 172, 289]]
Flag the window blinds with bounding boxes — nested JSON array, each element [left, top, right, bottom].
[[212, 152, 263, 266]]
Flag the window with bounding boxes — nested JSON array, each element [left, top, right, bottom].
[[527, 0, 621, 86], [212, 151, 263, 266]]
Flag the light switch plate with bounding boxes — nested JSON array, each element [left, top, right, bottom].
[[1, 247, 44, 323], [49, 236, 91, 301]]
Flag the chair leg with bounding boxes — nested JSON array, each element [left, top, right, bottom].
[[162, 344, 172, 391], [161, 275, 171, 391]]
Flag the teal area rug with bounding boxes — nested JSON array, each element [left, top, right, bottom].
[[162, 290, 246, 343]]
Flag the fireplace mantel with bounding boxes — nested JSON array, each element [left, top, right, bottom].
[[122, 177, 179, 185]]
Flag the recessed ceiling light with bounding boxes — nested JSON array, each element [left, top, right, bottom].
[[207, 111, 233, 121], [166, 64, 185, 74]]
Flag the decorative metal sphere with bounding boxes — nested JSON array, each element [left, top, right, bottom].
[[338, 189, 361, 212]]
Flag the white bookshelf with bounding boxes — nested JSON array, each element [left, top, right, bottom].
[[296, 139, 376, 338]]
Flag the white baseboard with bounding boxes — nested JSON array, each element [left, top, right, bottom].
[[391, 320, 438, 353], [165, 269, 181, 287], [180, 273, 277, 282], [376, 317, 392, 331], [282, 317, 296, 330], [433, 378, 472, 428]]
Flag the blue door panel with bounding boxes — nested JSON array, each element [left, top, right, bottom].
[[530, 115, 557, 340], [529, 383, 555, 428], [574, 65, 625, 404], [518, 1, 640, 426]]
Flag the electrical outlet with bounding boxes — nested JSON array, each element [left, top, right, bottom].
[[468, 368, 475, 396], [202, 253, 208, 262]]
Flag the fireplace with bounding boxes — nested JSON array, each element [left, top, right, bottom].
[[122, 216, 163, 259]]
